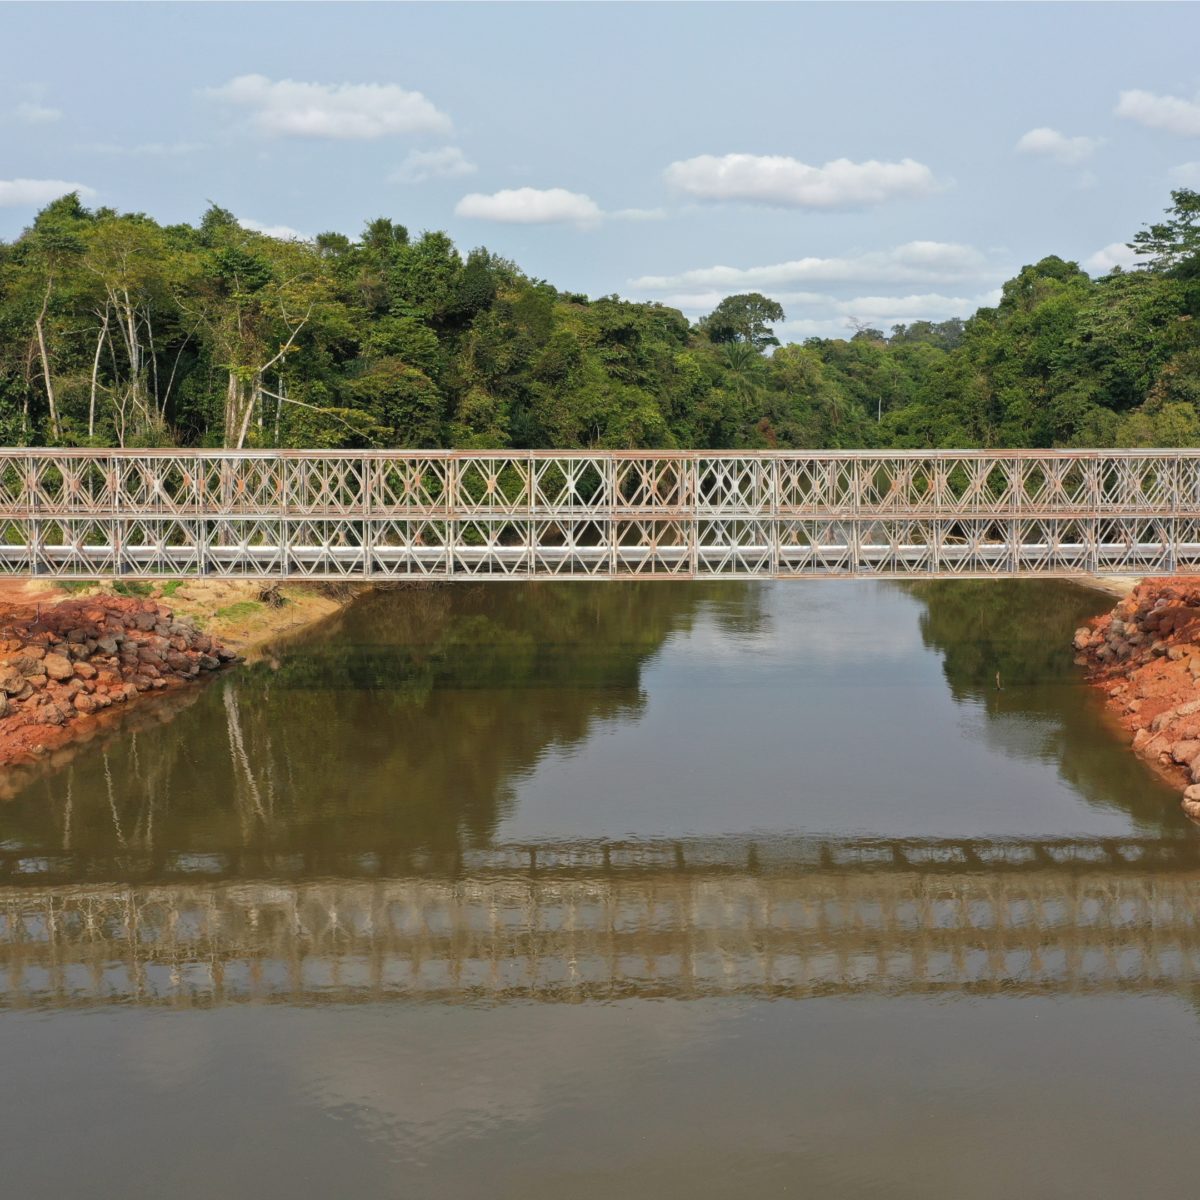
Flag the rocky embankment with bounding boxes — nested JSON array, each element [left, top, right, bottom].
[[0, 596, 235, 767], [1074, 578, 1200, 818]]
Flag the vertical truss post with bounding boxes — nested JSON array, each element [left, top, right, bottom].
[[525, 452, 535, 578], [446, 455, 459, 580], [850, 456, 862, 575], [687, 452, 698, 578], [1168, 454, 1180, 575], [769, 455, 780, 577], [361, 455, 374, 580], [1084, 451, 1099, 575], [26, 452, 40, 577], [606, 453, 617, 579]]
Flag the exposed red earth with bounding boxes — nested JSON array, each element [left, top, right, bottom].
[[0, 594, 235, 772], [1075, 578, 1200, 818]]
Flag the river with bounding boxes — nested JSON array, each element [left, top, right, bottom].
[[1, 579, 1197, 1198]]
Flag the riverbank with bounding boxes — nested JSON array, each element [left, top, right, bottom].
[[0, 594, 236, 770], [0, 580, 370, 779], [1073, 577, 1200, 818]]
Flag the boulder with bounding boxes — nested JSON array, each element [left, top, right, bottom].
[[73, 661, 97, 680], [43, 653, 73, 682], [1170, 739, 1200, 765], [1183, 784, 1200, 819]]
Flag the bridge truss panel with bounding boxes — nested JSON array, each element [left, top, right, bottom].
[[1, 450, 1199, 580]]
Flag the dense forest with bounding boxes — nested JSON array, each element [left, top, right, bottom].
[[0, 189, 1198, 451]]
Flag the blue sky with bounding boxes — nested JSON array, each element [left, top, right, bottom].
[[3, 1, 1200, 339]]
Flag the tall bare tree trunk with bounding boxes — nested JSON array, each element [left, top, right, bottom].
[[89, 307, 110, 439], [225, 371, 249, 448], [35, 279, 60, 439]]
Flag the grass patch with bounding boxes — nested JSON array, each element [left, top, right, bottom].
[[108, 579, 185, 599], [112, 580, 155, 598], [214, 600, 263, 622], [58, 581, 95, 594]]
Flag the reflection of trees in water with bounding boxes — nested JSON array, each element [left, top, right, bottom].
[[902, 580, 1185, 832], [4, 582, 762, 865]]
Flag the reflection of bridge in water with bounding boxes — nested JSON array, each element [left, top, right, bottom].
[[4, 835, 1200, 1007], [5, 449, 1200, 579]]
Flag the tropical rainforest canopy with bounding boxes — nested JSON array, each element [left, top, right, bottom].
[[1, 189, 1198, 451]]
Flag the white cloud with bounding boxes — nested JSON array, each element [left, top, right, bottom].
[[1115, 88, 1200, 137], [1084, 242, 1139, 274], [655, 289, 827, 314], [832, 292, 975, 319], [630, 241, 993, 292], [391, 146, 476, 184], [238, 216, 309, 241], [777, 293, 988, 341], [14, 101, 61, 125], [0, 178, 96, 207], [777, 317, 860, 340], [663, 153, 939, 208], [1015, 127, 1102, 165], [207, 73, 452, 139], [455, 187, 603, 225]]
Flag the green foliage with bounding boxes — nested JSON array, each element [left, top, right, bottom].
[[1130, 189, 1200, 277], [111, 580, 156, 598], [214, 600, 263, 621], [2, 192, 1200, 451], [699, 292, 784, 349]]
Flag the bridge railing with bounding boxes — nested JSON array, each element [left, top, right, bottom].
[[1, 448, 1198, 514], [1, 450, 1199, 579]]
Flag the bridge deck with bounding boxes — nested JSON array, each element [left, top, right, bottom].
[[2, 449, 1199, 579]]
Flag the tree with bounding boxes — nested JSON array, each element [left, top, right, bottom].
[[0, 188, 1198, 456], [699, 293, 784, 349], [1129, 189, 1200, 276]]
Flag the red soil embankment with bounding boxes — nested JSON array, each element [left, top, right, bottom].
[[0, 595, 235, 768], [1075, 578, 1200, 817]]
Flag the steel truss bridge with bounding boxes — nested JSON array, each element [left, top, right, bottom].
[[3, 449, 1200, 580], [4, 835, 1200, 1008]]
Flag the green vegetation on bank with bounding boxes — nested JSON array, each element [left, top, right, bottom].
[[1, 190, 1198, 451]]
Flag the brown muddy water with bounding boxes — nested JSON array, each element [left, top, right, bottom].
[[1, 579, 1198, 1199]]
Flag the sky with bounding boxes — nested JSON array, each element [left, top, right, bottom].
[[3, 1, 1200, 340]]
